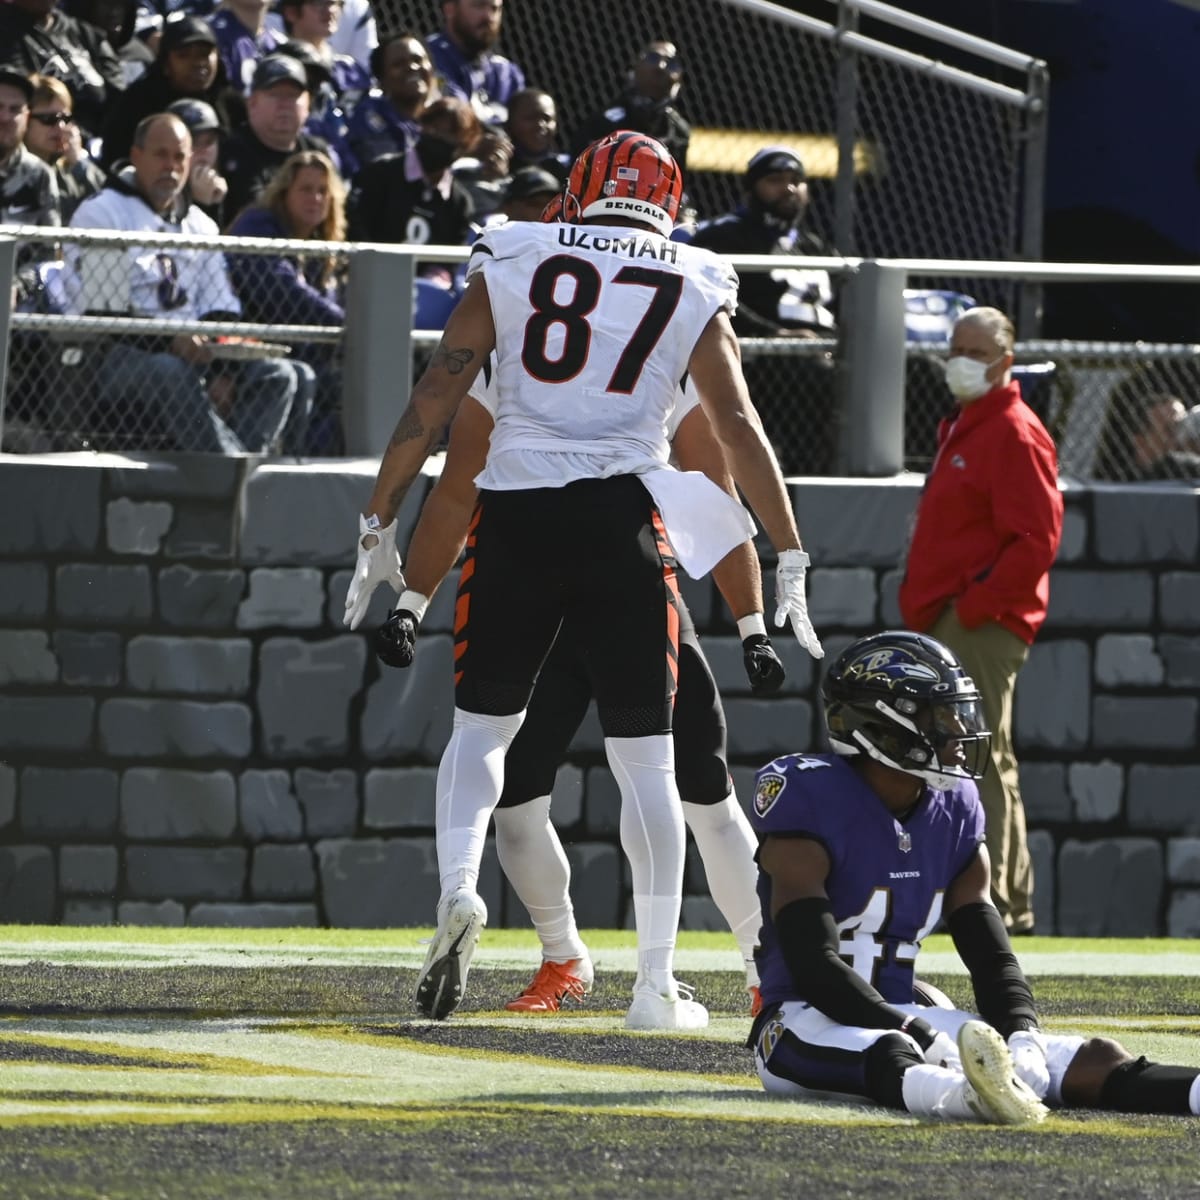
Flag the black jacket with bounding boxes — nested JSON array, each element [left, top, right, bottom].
[[691, 207, 837, 336], [571, 93, 690, 172], [348, 155, 474, 246], [220, 125, 331, 227], [98, 61, 236, 168], [0, 6, 124, 138]]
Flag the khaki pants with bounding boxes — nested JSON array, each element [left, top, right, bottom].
[[929, 608, 1034, 932]]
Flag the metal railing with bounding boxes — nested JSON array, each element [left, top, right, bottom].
[[3, 228, 1200, 484]]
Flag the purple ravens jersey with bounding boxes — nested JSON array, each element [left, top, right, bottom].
[[425, 31, 525, 125], [211, 10, 281, 94], [751, 753, 985, 1010], [346, 92, 419, 168]]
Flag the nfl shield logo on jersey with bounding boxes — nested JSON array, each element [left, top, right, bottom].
[[754, 772, 787, 817]]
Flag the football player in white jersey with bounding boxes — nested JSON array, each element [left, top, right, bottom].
[[376, 349, 785, 1017], [343, 130, 822, 1029]]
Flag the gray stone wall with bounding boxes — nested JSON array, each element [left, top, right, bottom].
[[1, 457, 1197, 936]]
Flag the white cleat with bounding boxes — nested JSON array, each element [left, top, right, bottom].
[[957, 1020, 1049, 1125], [414, 888, 488, 1020], [624, 979, 709, 1031]]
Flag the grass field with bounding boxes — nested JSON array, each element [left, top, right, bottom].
[[1, 927, 1198, 1199]]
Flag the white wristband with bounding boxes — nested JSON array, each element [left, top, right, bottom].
[[737, 613, 768, 640], [395, 589, 430, 623]]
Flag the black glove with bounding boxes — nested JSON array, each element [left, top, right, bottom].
[[899, 1015, 937, 1054], [374, 607, 419, 669], [742, 633, 786, 694]]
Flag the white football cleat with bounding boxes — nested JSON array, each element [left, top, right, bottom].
[[624, 979, 709, 1031], [415, 888, 487, 1020], [957, 1020, 1049, 1125]]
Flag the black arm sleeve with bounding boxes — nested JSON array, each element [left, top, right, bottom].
[[774, 897, 935, 1049], [948, 901, 1040, 1038]]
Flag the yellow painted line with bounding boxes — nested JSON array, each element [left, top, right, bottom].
[[0, 1030, 335, 1077]]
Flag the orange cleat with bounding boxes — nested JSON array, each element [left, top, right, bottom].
[[505, 958, 594, 1013]]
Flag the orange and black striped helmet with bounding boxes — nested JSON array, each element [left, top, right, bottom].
[[563, 130, 683, 237], [539, 192, 564, 223]]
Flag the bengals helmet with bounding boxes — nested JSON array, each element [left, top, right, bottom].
[[563, 130, 683, 237], [539, 192, 565, 223], [821, 631, 991, 789]]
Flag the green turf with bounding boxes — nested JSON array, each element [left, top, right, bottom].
[[0, 930, 1197, 1199]]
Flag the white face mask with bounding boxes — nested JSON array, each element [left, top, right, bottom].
[[943, 354, 1002, 401]]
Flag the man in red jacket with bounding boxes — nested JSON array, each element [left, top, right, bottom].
[[899, 306, 1062, 936]]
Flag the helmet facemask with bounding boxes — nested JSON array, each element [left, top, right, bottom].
[[822, 632, 992, 790], [828, 694, 990, 789]]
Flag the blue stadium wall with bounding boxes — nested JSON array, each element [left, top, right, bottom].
[[1, 455, 1198, 936]]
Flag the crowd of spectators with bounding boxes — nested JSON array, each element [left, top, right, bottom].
[[0, 0, 850, 458]]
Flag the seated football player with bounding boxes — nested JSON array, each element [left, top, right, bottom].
[[750, 630, 1200, 1124]]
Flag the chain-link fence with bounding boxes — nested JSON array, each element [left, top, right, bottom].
[[6, 229, 1200, 484], [374, 0, 1044, 279], [3, 228, 348, 456]]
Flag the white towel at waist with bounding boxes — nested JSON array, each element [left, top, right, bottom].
[[638, 466, 756, 579]]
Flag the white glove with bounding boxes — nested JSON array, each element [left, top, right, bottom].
[[343, 514, 406, 630], [922, 1030, 961, 1071], [773, 549, 824, 659], [1007, 1029, 1050, 1099]]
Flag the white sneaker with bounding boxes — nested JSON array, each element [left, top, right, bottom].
[[957, 1020, 1049, 1125], [415, 888, 487, 1020], [624, 979, 709, 1031]]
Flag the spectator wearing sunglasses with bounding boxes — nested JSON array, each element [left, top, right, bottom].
[[23, 74, 103, 219], [571, 40, 690, 172], [0, 68, 61, 233], [65, 111, 309, 454]]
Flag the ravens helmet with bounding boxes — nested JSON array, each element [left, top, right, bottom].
[[821, 631, 991, 789], [563, 130, 683, 237]]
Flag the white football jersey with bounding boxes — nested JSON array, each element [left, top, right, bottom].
[[468, 352, 701, 443], [465, 221, 736, 490]]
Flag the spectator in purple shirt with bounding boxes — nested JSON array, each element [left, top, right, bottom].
[[425, 0, 523, 126], [346, 30, 434, 168], [226, 148, 345, 453], [210, 0, 280, 95], [275, 0, 369, 111]]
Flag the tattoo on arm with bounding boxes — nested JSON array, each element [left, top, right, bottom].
[[430, 341, 475, 375], [389, 403, 425, 449]]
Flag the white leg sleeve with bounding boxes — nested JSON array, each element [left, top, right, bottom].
[[606, 732, 683, 991], [436, 706, 525, 899], [492, 795, 587, 963], [682, 793, 762, 987], [901, 1063, 980, 1121], [1044, 1033, 1086, 1106]]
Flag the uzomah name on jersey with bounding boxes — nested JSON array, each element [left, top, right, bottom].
[[557, 224, 678, 262]]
